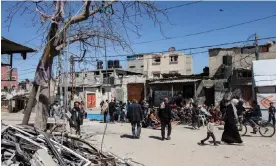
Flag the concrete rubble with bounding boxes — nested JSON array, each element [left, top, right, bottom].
[[1, 123, 132, 166]]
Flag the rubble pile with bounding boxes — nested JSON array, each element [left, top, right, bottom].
[[1, 123, 130, 166]]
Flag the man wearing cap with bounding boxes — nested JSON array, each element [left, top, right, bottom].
[[268, 102, 276, 126]]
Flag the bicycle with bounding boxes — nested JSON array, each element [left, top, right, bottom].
[[237, 113, 275, 137]]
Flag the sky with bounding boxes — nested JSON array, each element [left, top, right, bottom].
[[1, 1, 276, 81]]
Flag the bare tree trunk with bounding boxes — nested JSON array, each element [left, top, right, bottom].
[[22, 84, 39, 125], [22, 23, 59, 130]]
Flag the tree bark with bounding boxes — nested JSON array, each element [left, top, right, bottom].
[[22, 84, 39, 125], [22, 23, 59, 130]]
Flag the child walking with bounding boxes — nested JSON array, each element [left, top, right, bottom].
[[199, 117, 218, 146]]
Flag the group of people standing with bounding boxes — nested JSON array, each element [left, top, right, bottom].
[[100, 98, 128, 123], [127, 97, 173, 140]]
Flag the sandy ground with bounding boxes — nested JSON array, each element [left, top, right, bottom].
[[2, 112, 276, 166]]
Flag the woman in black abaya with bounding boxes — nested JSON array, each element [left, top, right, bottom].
[[221, 99, 243, 144]]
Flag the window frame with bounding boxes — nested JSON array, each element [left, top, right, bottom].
[[169, 54, 178, 64]]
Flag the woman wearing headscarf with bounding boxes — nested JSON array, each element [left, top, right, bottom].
[[221, 98, 243, 144]]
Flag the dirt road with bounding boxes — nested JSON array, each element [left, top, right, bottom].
[[2, 112, 276, 166]]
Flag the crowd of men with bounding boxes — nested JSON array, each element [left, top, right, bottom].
[[49, 95, 275, 141]]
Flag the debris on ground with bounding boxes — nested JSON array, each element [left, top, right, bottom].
[[1, 123, 132, 166]]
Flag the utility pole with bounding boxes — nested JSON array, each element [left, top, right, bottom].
[[255, 33, 259, 60], [144, 57, 148, 101]]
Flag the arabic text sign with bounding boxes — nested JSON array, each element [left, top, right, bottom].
[[257, 93, 276, 109]]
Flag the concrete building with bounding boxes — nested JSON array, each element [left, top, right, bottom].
[[59, 69, 146, 109], [126, 48, 193, 78], [126, 54, 144, 74], [1, 37, 36, 91], [1, 66, 18, 90], [208, 42, 276, 106]]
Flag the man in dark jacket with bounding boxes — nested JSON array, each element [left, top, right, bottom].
[[127, 99, 143, 139], [70, 102, 83, 135], [158, 97, 172, 141], [109, 99, 116, 123]]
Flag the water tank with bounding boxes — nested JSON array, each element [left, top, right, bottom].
[[169, 47, 175, 52], [113, 60, 120, 68], [97, 60, 103, 69], [108, 60, 113, 69]]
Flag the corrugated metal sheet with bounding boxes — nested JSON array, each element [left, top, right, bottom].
[[253, 59, 276, 87], [149, 79, 200, 84]]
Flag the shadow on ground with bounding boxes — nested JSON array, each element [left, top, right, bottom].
[[149, 136, 163, 140], [120, 134, 135, 139], [184, 126, 194, 130]]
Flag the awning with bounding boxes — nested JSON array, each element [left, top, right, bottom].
[[1, 37, 36, 57], [253, 59, 276, 87], [149, 79, 200, 84]]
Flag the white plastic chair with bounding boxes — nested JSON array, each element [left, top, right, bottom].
[[199, 114, 207, 127]]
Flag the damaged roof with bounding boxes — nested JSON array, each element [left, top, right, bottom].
[[149, 78, 200, 84], [209, 43, 273, 52]]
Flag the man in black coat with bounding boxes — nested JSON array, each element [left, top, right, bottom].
[[127, 99, 143, 139], [158, 97, 172, 141], [108, 99, 116, 123]]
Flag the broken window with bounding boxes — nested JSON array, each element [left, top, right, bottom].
[[153, 57, 160, 63], [169, 55, 178, 64], [236, 70, 252, 78], [141, 65, 144, 68]]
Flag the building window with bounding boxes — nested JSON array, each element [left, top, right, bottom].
[[129, 66, 135, 68], [169, 55, 178, 64], [153, 73, 160, 79], [3, 86, 8, 91], [11, 76, 16, 81], [141, 65, 144, 68], [152, 57, 161, 65], [75, 73, 79, 77], [85, 74, 87, 77], [102, 88, 105, 95]]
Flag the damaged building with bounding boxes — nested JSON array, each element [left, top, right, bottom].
[[59, 68, 146, 109], [208, 41, 276, 106]]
